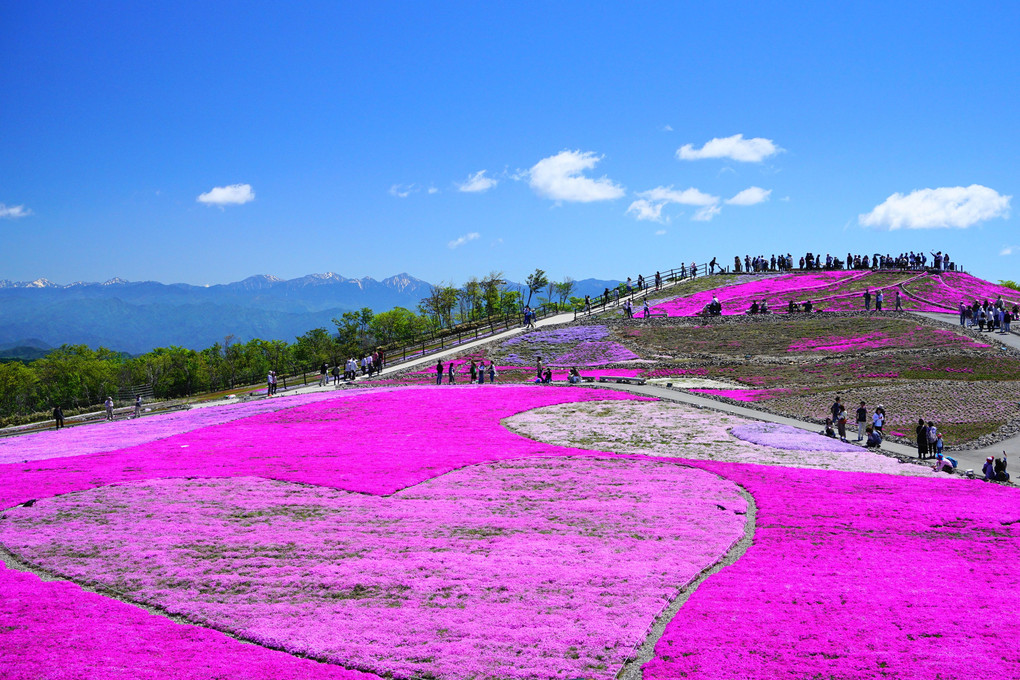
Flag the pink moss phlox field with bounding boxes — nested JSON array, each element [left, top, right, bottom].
[[0, 390, 344, 465], [1, 459, 747, 680], [502, 325, 610, 345], [785, 326, 989, 353], [0, 562, 375, 680], [919, 272, 1020, 308], [547, 341, 639, 366], [0, 385, 650, 512], [689, 387, 796, 402], [729, 422, 862, 451], [644, 461, 1020, 680], [651, 271, 867, 316]]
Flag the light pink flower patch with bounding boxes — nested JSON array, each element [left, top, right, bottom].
[[1, 459, 747, 680], [690, 387, 797, 402]]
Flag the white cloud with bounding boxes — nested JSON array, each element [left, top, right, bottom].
[[428, 186, 439, 194], [197, 183, 255, 206], [655, 229, 667, 235], [627, 199, 667, 222], [693, 205, 722, 221], [725, 186, 772, 206], [1000, 245, 1016, 256], [448, 232, 480, 249], [662, 125, 673, 132], [859, 185, 1011, 230], [628, 185, 722, 223], [677, 134, 782, 163], [528, 150, 625, 202], [639, 186, 719, 206], [389, 184, 416, 198], [457, 170, 498, 193], [0, 203, 31, 219]]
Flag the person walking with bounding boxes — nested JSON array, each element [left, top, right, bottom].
[[53, 404, 64, 430], [895, 291, 903, 311]]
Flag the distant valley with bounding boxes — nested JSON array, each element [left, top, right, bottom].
[[0, 273, 619, 355]]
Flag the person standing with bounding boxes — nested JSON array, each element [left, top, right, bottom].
[[53, 404, 64, 430], [836, 403, 848, 442], [875, 290, 883, 311], [855, 401, 867, 442], [895, 291, 903, 311], [536, 355, 544, 381], [478, 360, 485, 384], [469, 359, 477, 382], [319, 362, 328, 387], [643, 298, 650, 318], [435, 359, 444, 386], [872, 405, 885, 434], [488, 363, 496, 383], [133, 395, 142, 419], [830, 396, 842, 424], [104, 396, 114, 421], [916, 418, 929, 458], [448, 361, 456, 384]]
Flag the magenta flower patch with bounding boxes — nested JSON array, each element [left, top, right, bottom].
[[1, 458, 747, 680], [644, 461, 1020, 680]]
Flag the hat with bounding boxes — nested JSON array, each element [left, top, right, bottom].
[[987, 456, 994, 461]]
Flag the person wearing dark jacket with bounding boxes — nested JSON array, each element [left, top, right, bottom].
[[916, 419, 929, 459]]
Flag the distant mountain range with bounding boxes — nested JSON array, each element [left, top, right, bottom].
[[0, 273, 619, 355]]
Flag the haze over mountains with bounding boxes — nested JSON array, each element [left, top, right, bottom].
[[0, 273, 618, 355]]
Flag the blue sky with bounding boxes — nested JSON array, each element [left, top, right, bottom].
[[1, 2, 1017, 287]]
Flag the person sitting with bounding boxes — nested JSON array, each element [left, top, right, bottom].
[[803, 300, 813, 312], [760, 299, 770, 314], [933, 452, 955, 474], [822, 417, 837, 438], [865, 424, 883, 448], [568, 367, 582, 385], [749, 300, 760, 315], [788, 299, 797, 314], [994, 453, 1010, 482], [982, 456, 996, 481], [541, 368, 553, 384]]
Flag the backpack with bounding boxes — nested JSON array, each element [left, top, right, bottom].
[[927, 426, 937, 444]]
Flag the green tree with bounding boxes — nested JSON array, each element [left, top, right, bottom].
[[999, 280, 1020, 292], [419, 283, 459, 329], [333, 307, 374, 356], [0, 361, 39, 415], [525, 268, 549, 307], [371, 307, 427, 346]]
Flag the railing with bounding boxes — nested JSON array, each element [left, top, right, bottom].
[[574, 263, 710, 320]]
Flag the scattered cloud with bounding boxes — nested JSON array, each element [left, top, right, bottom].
[[628, 185, 722, 223], [528, 150, 625, 202], [655, 229, 667, 236], [1000, 245, 1016, 256], [448, 232, 480, 249], [457, 170, 498, 193], [662, 125, 673, 132], [627, 199, 667, 222], [0, 203, 31, 219], [428, 186, 439, 194], [677, 134, 782, 163], [389, 184, 416, 198], [725, 186, 772, 206], [639, 186, 719, 206], [859, 185, 1011, 230], [693, 204, 722, 221], [197, 183, 255, 206]]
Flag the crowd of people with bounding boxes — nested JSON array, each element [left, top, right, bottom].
[[958, 297, 1018, 333], [730, 250, 956, 273]]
